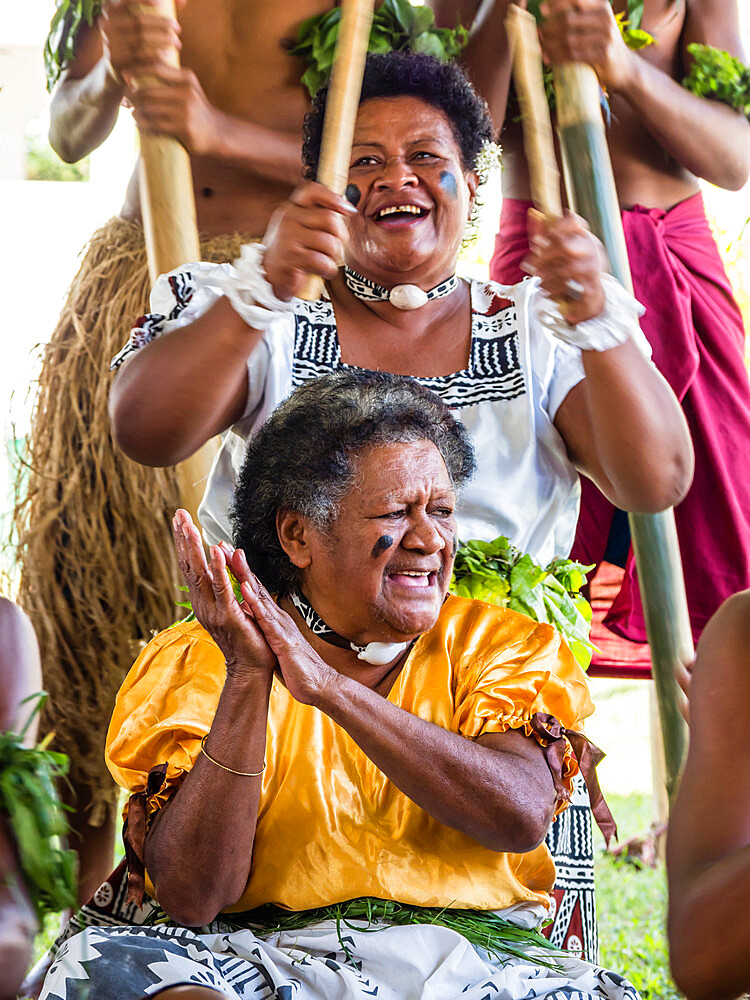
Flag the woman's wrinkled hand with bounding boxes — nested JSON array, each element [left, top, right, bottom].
[[102, 0, 182, 87], [522, 209, 607, 324], [237, 573, 337, 706], [262, 183, 357, 301], [172, 509, 276, 680], [538, 0, 635, 93]]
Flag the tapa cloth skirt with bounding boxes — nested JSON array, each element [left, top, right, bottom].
[[40, 919, 640, 1000]]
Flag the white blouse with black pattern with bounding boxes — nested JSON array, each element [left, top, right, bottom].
[[112, 266, 585, 564]]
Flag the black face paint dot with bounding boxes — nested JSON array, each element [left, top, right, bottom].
[[345, 184, 361, 207], [201, 186, 214, 198], [371, 535, 394, 558], [451, 535, 458, 557], [439, 171, 458, 199]]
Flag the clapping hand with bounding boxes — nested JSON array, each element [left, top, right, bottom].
[[172, 509, 276, 680], [236, 573, 337, 707]]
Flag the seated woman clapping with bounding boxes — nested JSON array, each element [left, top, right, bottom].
[[44, 372, 639, 1000]]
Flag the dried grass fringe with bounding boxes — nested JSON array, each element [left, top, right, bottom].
[[12, 218, 248, 825]]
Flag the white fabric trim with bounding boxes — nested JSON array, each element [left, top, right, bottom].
[[535, 274, 652, 358], [214, 242, 297, 330]]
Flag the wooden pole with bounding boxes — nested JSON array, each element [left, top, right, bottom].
[[133, 0, 216, 526], [506, 6, 561, 220], [551, 61, 691, 799], [299, 0, 375, 301]]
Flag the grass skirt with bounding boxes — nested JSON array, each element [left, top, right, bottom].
[[12, 218, 248, 825]]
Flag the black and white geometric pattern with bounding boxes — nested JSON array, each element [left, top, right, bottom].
[[41, 913, 641, 1000], [544, 776, 598, 963], [291, 295, 526, 409]]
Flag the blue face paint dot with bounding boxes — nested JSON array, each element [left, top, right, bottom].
[[345, 184, 361, 207], [371, 535, 394, 559], [439, 171, 458, 199]]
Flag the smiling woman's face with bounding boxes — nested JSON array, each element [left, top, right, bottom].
[[343, 96, 477, 289], [282, 439, 458, 645]]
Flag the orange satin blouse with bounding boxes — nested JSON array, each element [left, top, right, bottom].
[[106, 595, 593, 914]]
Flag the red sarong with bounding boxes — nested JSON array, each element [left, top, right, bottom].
[[491, 193, 750, 651]]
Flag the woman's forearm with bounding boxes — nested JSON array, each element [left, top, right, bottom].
[[314, 672, 554, 853], [145, 669, 272, 926], [110, 296, 258, 466], [556, 337, 694, 512], [579, 341, 693, 511]]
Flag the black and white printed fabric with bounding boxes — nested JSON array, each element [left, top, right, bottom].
[[41, 915, 640, 1000], [110, 268, 591, 565]]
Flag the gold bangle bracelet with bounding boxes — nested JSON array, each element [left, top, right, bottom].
[[200, 735, 266, 777]]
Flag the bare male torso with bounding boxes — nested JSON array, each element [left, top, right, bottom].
[[115, 0, 331, 234], [502, 0, 695, 208]]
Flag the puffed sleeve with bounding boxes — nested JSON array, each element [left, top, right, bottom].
[[452, 606, 594, 810], [106, 620, 226, 819], [109, 262, 233, 370]]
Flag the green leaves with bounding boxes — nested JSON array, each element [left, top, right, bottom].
[[288, 1, 469, 98], [0, 695, 77, 920], [451, 537, 596, 668], [683, 43, 750, 117], [44, 0, 103, 92], [226, 896, 565, 969]]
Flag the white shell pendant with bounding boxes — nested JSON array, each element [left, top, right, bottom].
[[356, 641, 410, 665], [389, 284, 429, 310]]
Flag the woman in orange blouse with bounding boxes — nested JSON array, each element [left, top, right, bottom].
[[41, 371, 637, 1000]]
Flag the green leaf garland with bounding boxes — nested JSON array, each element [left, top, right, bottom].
[[683, 43, 750, 118], [288, 0, 468, 97], [0, 694, 77, 920]]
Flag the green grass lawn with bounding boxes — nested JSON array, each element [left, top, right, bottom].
[[596, 792, 682, 1000]]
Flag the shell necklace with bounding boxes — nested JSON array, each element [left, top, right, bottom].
[[290, 591, 411, 666], [343, 266, 459, 311]]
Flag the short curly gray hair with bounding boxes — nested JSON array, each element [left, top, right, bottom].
[[230, 370, 475, 594]]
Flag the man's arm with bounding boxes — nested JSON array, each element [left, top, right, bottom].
[[667, 591, 750, 1000], [540, 0, 750, 191], [48, 20, 129, 163], [428, 0, 514, 129], [50, 0, 302, 185]]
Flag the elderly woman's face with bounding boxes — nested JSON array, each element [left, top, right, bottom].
[[292, 440, 457, 644], [343, 96, 477, 287]]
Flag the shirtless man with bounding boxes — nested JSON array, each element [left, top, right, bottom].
[[17, 0, 331, 906], [431, 0, 750, 655]]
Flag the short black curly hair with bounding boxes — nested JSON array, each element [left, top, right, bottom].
[[230, 370, 476, 595], [302, 50, 494, 179]]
